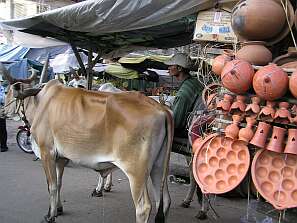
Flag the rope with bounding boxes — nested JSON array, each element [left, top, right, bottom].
[[281, 0, 297, 49]]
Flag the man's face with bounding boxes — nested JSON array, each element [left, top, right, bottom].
[[168, 65, 180, 76]]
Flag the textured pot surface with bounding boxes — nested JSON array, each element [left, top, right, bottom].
[[253, 64, 289, 101]]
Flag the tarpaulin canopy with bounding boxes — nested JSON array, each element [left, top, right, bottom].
[[0, 0, 238, 56]]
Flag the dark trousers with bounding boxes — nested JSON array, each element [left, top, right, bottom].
[[0, 118, 7, 149]]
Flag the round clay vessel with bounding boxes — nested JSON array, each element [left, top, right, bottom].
[[221, 59, 254, 94], [250, 122, 271, 149], [238, 117, 256, 143], [212, 50, 234, 76], [284, 129, 297, 155], [225, 115, 241, 139], [289, 71, 297, 98], [253, 64, 289, 101], [245, 96, 261, 115], [231, 0, 286, 40], [192, 136, 203, 154], [216, 94, 233, 111], [259, 101, 276, 121], [236, 41, 272, 65], [274, 102, 291, 124], [266, 126, 286, 153], [230, 95, 247, 113]]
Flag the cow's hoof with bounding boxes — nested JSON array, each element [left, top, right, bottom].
[[195, 211, 207, 220], [41, 215, 56, 223], [57, 207, 63, 216], [91, 189, 103, 197], [180, 201, 191, 208], [104, 187, 112, 192]]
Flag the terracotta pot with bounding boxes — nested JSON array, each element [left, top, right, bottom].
[[250, 122, 271, 148], [259, 101, 276, 121], [274, 102, 291, 124], [216, 94, 233, 111], [225, 115, 241, 139], [284, 129, 297, 155], [231, 0, 286, 40], [289, 71, 297, 98], [266, 126, 286, 153], [238, 117, 256, 143], [236, 41, 272, 65], [212, 50, 234, 76], [253, 64, 289, 101], [230, 95, 247, 114], [273, 51, 297, 66], [245, 96, 261, 115], [221, 59, 255, 94], [192, 136, 203, 154]]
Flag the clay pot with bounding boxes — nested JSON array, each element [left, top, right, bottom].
[[225, 115, 241, 139], [250, 122, 271, 148], [216, 94, 233, 111], [230, 95, 247, 114], [274, 102, 291, 124], [266, 126, 286, 153], [259, 101, 276, 121], [245, 96, 261, 115], [290, 105, 297, 124], [238, 117, 256, 143], [192, 136, 203, 154], [289, 71, 297, 98], [231, 0, 286, 40], [212, 50, 234, 76], [221, 59, 255, 94], [284, 129, 297, 155], [253, 64, 289, 101], [236, 41, 272, 65], [273, 51, 297, 66]]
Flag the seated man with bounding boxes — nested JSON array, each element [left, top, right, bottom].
[[165, 53, 203, 138]]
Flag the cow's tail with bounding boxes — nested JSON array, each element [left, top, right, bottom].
[[155, 109, 174, 223]]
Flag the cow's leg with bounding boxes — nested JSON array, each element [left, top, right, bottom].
[[40, 148, 58, 223], [104, 173, 112, 192], [56, 158, 69, 216], [91, 174, 104, 197]]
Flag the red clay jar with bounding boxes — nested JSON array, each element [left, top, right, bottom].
[[266, 126, 286, 153], [284, 129, 297, 155], [250, 122, 271, 149], [212, 50, 234, 76], [230, 95, 247, 113], [236, 41, 272, 66], [238, 117, 256, 143], [245, 96, 261, 115], [225, 114, 241, 139], [253, 64, 289, 101], [216, 94, 233, 111], [289, 71, 297, 98], [259, 101, 276, 121], [274, 102, 291, 124], [231, 0, 286, 40], [221, 59, 255, 94]]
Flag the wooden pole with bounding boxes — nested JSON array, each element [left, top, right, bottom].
[[87, 48, 93, 90], [70, 43, 87, 76]]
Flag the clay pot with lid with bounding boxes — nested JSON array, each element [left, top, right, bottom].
[[266, 126, 286, 153], [250, 122, 271, 149], [230, 95, 247, 114], [216, 94, 233, 111], [253, 64, 289, 101], [231, 0, 286, 40], [274, 102, 291, 124], [225, 115, 241, 139], [259, 101, 276, 121], [289, 70, 297, 98], [245, 96, 261, 116], [212, 50, 234, 76], [236, 41, 272, 66], [284, 129, 297, 155], [238, 117, 256, 143], [221, 59, 255, 94]]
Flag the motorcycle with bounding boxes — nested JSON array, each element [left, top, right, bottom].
[[16, 117, 33, 154]]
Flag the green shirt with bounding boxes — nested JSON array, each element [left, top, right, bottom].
[[172, 77, 203, 132]]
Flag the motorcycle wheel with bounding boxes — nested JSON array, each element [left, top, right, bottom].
[[16, 129, 33, 154]]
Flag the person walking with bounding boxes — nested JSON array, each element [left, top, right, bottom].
[[0, 75, 8, 152]]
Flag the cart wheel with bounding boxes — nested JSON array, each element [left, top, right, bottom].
[[16, 129, 33, 153]]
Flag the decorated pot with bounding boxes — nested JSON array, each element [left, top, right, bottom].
[[253, 64, 289, 101], [221, 59, 254, 94], [212, 50, 234, 76]]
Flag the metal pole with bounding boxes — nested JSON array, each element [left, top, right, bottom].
[[70, 43, 87, 76], [87, 48, 93, 90]]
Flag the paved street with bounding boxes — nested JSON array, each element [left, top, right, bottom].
[[0, 119, 251, 223]]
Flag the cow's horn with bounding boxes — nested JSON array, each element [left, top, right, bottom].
[[12, 83, 41, 99], [39, 54, 49, 84], [0, 62, 17, 83]]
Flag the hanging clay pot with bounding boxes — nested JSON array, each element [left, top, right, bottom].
[[216, 94, 233, 111], [231, 0, 286, 40], [250, 122, 271, 149], [238, 117, 256, 143], [284, 129, 297, 155], [289, 70, 297, 98], [253, 64, 289, 101], [245, 96, 261, 116], [221, 59, 255, 94], [236, 41, 272, 65], [259, 101, 276, 121], [274, 102, 291, 124], [225, 115, 241, 139], [266, 126, 286, 153], [230, 95, 247, 114], [212, 50, 234, 76]]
